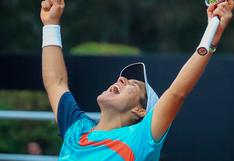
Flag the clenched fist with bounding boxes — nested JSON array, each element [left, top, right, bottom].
[[40, 0, 65, 25], [207, 0, 234, 45]]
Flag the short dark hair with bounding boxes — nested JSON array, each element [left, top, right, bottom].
[[133, 93, 147, 124], [132, 82, 147, 124], [139, 92, 147, 109]]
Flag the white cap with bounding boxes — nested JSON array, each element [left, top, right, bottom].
[[120, 62, 159, 113]]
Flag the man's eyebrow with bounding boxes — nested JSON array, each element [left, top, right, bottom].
[[130, 80, 143, 88]]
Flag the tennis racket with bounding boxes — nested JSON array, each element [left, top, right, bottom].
[[197, 0, 225, 55]]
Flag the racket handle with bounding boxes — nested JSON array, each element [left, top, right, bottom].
[[197, 16, 220, 55]]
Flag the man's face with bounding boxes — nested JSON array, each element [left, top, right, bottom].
[[97, 76, 147, 113]]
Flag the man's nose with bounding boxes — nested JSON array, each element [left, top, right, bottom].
[[117, 76, 128, 85]]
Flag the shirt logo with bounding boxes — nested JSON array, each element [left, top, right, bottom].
[[79, 132, 135, 161]]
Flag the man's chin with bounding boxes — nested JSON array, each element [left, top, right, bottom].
[[99, 91, 117, 97], [97, 91, 117, 104], [97, 92, 107, 103]]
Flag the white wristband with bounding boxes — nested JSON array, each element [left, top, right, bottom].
[[42, 25, 62, 48]]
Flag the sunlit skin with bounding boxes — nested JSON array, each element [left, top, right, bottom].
[[95, 77, 147, 130], [98, 77, 146, 113]]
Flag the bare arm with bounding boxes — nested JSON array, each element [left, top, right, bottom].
[[41, 0, 68, 120], [151, 0, 234, 140], [42, 47, 68, 120]]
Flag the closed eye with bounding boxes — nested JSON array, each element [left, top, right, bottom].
[[129, 80, 139, 88], [132, 83, 137, 86]]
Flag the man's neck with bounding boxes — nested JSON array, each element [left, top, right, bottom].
[[94, 111, 129, 131]]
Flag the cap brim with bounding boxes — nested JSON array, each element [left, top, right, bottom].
[[119, 62, 159, 113], [120, 62, 148, 111], [120, 62, 147, 83]]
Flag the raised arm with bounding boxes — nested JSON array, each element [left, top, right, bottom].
[[151, 0, 234, 140], [40, 0, 68, 120]]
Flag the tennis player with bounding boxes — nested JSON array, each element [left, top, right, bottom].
[[40, 0, 233, 160]]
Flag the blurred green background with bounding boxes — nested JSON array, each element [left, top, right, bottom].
[[0, 90, 61, 155], [0, 0, 234, 54], [0, 0, 233, 156]]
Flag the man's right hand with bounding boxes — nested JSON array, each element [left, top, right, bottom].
[[40, 0, 65, 25], [208, 0, 234, 46]]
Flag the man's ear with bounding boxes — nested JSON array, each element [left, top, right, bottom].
[[131, 107, 146, 118]]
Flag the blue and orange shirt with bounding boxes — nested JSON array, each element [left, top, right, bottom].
[[57, 92, 168, 161]]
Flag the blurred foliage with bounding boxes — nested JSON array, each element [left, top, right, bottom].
[[0, 0, 233, 54], [70, 42, 141, 56], [0, 120, 61, 155], [0, 90, 50, 110], [0, 90, 62, 155]]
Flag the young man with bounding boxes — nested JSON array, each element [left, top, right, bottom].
[[40, 0, 233, 160]]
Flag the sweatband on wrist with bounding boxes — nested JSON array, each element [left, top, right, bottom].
[[42, 25, 62, 48]]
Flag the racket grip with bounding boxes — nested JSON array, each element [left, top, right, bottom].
[[197, 16, 220, 55]]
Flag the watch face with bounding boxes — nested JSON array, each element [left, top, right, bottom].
[[197, 47, 208, 56]]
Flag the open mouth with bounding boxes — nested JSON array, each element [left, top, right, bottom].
[[109, 84, 121, 94]]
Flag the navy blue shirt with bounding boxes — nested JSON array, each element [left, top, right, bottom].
[[57, 92, 96, 137]]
